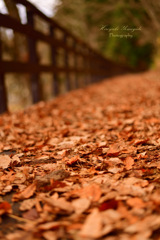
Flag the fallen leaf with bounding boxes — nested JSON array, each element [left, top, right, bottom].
[[125, 156, 134, 170], [12, 182, 37, 202], [40, 196, 74, 213], [134, 139, 149, 146], [38, 221, 68, 230], [11, 155, 21, 163], [126, 197, 146, 209], [19, 199, 36, 211], [66, 155, 80, 165], [22, 208, 39, 220], [0, 201, 12, 215], [99, 199, 119, 211], [72, 198, 90, 214], [79, 208, 102, 238], [71, 183, 101, 202], [42, 231, 57, 240], [0, 155, 12, 169], [14, 172, 26, 184], [108, 157, 123, 165], [107, 144, 122, 157], [36, 169, 70, 185]]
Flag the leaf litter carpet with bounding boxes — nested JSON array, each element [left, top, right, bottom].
[[0, 71, 160, 240]]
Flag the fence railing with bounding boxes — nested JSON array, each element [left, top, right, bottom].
[[0, 0, 131, 114]]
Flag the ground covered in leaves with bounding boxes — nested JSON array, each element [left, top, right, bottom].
[[0, 71, 160, 240]]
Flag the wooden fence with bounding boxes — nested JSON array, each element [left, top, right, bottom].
[[0, 0, 130, 114]]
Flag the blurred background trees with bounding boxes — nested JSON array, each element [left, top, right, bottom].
[[54, 0, 160, 69]]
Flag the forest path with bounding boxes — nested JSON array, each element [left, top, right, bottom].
[[0, 71, 160, 240]]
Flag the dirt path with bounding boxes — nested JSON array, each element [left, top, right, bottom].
[[0, 71, 160, 240]]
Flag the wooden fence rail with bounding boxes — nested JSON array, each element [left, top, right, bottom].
[[0, 0, 130, 114]]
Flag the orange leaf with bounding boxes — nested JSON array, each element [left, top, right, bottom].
[[66, 155, 80, 165], [99, 199, 118, 211], [127, 197, 145, 209], [71, 183, 101, 202], [134, 139, 149, 146], [125, 156, 134, 170], [107, 144, 121, 157], [12, 182, 37, 202], [0, 201, 12, 215], [80, 209, 102, 238], [0, 155, 12, 169]]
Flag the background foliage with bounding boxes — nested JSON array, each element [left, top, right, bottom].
[[54, 0, 160, 69]]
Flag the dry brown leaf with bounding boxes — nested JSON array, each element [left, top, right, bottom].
[[72, 198, 90, 214], [72, 183, 102, 202], [79, 208, 102, 238], [0, 155, 12, 169], [12, 183, 37, 202], [66, 155, 80, 165], [5, 231, 35, 240], [126, 197, 146, 209], [19, 199, 36, 211], [107, 143, 122, 157], [125, 157, 134, 170], [14, 172, 26, 184], [11, 155, 21, 163], [125, 215, 160, 234], [42, 231, 57, 240], [0, 201, 12, 215], [38, 221, 69, 230], [36, 169, 70, 185], [22, 208, 39, 220], [40, 196, 74, 213]]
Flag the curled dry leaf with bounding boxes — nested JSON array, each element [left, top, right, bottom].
[[107, 144, 122, 157], [19, 199, 36, 211], [11, 155, 21, 163], [79, 208, 102, 238], [134, 139, 149, 146], [79, 208, 114, 238], [40, 196, 74, 213], [36, 169, 70, 185], [66, 155, 80, 165], [14, 172, 26, 184], [38, 221, 68, 231], [5, 231, 34, 240], [12, 182, 37, 202], [22, 208, 39, 220], [125, 157, 134, 170], [71, 183, 101, 202], [72, 198, 90, 214], [42, 231, 57, 240], [0, 155, 12, 169], [126, 197, 146, 209]]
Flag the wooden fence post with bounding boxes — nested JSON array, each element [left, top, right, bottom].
[[0, 30, 7, 113], [89, 49, 94, 83], [73, 39, 78, 88], [27, 10, 41, 103], [50, 26, 59, 96], [82, 44, 88, 86], [63, 33, 71, 91]]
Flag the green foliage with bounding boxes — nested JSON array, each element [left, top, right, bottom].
[[105, 36, 153, 68]]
